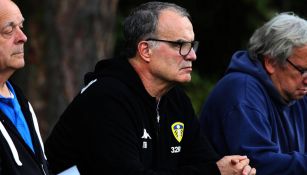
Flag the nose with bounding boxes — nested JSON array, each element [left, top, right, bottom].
[[302, 73, 307, 84], [184, 48, 197, 61], [14, 27, 27, 43]]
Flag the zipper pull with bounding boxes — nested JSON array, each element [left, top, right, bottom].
[[41, 164, 47, 175], [156, 98, 161, 123]]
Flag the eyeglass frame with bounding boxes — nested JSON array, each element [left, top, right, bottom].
[[286, 59, 307, 76], [145, 38, 199, 57]]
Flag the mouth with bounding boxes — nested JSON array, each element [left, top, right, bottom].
[[298, 87, 307, 95], [181, 66, 192, 70], [180, 67, 192, 73], [12, 52, 24, 56]]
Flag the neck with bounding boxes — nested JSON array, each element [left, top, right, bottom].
[[0, 69, 15, 97], [0, 82, 11, 98], [143, 80, 173, 100], [129, 58, 174, 100]]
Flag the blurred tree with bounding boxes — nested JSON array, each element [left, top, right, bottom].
[[13, 0, 118, 138], [11, 0, 307, 138]]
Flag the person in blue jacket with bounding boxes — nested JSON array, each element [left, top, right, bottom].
[[199, 12, 307, 175]]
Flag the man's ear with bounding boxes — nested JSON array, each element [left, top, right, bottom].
[[263, 55, 276, 74], [137, 41, 151, 62]]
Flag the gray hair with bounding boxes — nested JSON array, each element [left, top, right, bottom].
[[122, 1, 190, 58], [248, 12, 307, 64]]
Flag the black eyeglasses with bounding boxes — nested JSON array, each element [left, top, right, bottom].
[[146, 38, 199, 57], [286, 59, 307, 76]]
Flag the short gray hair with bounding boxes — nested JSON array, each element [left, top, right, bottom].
[[248, 12, 307, 64], [122, 1, 190, 58]]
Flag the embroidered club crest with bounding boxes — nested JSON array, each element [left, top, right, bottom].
[[171, 122, 184, 143]]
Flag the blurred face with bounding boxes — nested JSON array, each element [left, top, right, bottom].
[[148, 9, 197, 85], [269, 46, 307, 102], [0, 0, 27, 73]]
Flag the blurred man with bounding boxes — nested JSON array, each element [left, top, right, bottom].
[[0, 0, 49, 174], [200, 12, 307, 175], [46, 2, 255, 175]]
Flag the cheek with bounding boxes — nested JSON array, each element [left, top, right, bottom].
[[170, 57, 184, 69], [0, 51, 6, 63], [281, 76, 300, 93], [0, 45, 10, 57], [160, 57, 180, 69]]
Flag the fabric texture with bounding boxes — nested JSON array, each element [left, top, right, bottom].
[[200, 51, 307, 175], [45, 58, 221, 175], [0, 81, 34, 152], [0, 82, 49, 175]]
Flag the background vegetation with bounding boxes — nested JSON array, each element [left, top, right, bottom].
[[11, 0, 307, 138]]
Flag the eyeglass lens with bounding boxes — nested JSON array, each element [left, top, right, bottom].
[[180, 41, 199, 56]]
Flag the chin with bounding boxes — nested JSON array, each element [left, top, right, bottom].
[[179, 78, 192, 84], [296, 95, 306, 100], [174, 74, 191, 83], [14, 61, 25, 69]]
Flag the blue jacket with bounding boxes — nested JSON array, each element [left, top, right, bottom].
[[200, 51, 307, 175]]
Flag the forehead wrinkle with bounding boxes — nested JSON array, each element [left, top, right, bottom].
[[156, 10, 194, 42], [3, 18, 23, 26]]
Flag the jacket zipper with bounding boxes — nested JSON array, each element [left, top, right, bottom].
[[41, 164, 47, 175], [156, 98, 161, 134]]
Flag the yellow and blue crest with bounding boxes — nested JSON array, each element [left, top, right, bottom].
[[171, 122, 184, 143]]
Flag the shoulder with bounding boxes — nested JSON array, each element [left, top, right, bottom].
[[209, 72, 267, 103], [81, 77, 133, 99], [66, 77, 138, 116], [219, 72, 263, 91], [202, 73, 270, 119]]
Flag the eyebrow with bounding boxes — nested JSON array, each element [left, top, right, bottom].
[[175, 38, 195, 42], [2, 18, 25, 28]]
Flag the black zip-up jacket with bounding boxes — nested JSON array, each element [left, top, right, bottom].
[[45, 58, 221, 175], [0, 83, 49, 175]]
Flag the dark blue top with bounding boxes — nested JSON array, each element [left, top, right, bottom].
[[200, 51, 307, 175]]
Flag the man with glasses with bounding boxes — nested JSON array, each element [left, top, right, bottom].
[[200, 12, 307, 175], [45, 2, 256, 175]]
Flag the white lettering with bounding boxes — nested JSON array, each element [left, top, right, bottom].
[[170, 146, 181, 153], [142, 141, 147, 149]]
